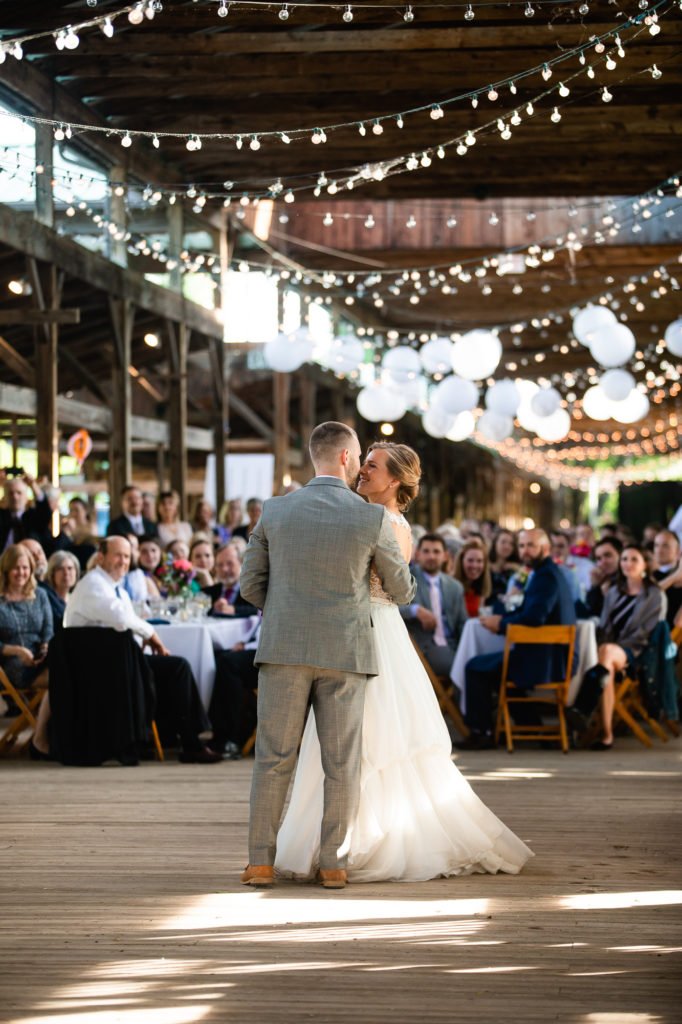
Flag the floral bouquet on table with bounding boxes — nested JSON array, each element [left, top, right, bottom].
[[154, 556, 200, 599], [503, 566, 530, 611]]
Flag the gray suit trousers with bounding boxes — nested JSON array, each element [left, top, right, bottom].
[[248, 663, 366, 870]]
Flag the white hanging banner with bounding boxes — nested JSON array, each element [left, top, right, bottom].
[[204, 454, 275, 511]]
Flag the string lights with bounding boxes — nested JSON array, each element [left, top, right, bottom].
[[0, 1, 672, 158]]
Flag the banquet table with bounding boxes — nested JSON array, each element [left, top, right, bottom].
[[154, 615, 260, 708], [450, 617, 599, 713]]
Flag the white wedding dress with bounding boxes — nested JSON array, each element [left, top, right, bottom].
[[274, 512, 533, 883]]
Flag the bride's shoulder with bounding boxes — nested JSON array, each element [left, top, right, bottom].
[[384, 509, 411, 532]]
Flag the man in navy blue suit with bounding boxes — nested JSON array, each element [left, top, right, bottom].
[[456, 528, 577, 750]]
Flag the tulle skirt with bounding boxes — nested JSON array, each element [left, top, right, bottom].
[[275, 602, 533, 882]]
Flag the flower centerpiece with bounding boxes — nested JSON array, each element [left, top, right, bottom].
[[154, 556, 200, 599]]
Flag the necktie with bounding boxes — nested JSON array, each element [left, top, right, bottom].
[[428, 576, 447, 647], [115, 585, 122, 599]]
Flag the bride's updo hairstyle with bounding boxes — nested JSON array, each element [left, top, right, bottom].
[[367, 442, 421, 512]]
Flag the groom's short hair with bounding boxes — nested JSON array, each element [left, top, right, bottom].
[[309, 421, 358, 466]]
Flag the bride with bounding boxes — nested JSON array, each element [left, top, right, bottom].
[[275, 442, 533, 882]]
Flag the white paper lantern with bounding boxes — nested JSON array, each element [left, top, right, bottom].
[[477, 411, 513, 442], [589, 322, 636, 368], [530, 386, 561, 418], [534, 407, 570, 442], [382, 345, 421, 384], [419, 336, 454, 375], [600, 368, 635, 402], [664, 317, 682, 357], [446, 410, 476, 442], [485, 379, 520, 417], [582, 385, 614, 421], [356, 383, 407, 422], [610, 389, 650, 424], [431, 375, 479, 414], [383, 370, 423, 407], [515, 380, 541, 432], [572, 304, 617, 346], [264, 330, 313, 372], [451, 330, 502, 380], [329, 336, 364, 375], [422, 405, 455, 438]]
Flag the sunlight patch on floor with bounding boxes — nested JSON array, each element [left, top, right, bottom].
[[582, 1015, 663, 1023], [12, 1008, 211, 1024], [560, 890, 682, 911], [158, 893, 490, 932], [446, 966, 538, 974]]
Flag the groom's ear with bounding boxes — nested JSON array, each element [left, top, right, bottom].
[[340, 447, 349, 465]]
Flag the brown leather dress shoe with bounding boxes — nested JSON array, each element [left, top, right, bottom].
[[241, 864, 275, 887], [318, 868, 347, 889]]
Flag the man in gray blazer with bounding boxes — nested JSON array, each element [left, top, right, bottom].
[[239, 421, 416, 889], [400, 533, 467, 676]]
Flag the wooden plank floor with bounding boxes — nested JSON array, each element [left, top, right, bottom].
[[1, 739, 680, 1024]]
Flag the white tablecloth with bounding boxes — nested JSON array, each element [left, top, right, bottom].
[[155, 616, 259, 708], [450, 618, 598, 712]]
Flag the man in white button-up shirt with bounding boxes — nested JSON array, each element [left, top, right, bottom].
[[64, 536, 221, 763]]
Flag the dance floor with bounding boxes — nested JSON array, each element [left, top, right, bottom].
[[1, 739, 680, 1024]]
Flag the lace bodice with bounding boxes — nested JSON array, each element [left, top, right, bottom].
[[370, 511, 411, 605]]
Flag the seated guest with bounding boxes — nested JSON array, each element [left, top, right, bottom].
[[141, 491, 157, 524], [652, 530, 682, 627], [19, 537, 48, 583], [232, 497, 262, 541], [643, 521, 664, 549], [216, 498, 244, 545], [190, 536, 216, 589], [208, 616, 261, 758], [580, 537, 622, 618], [63, 536, 221, 763], [203, 542, 258, 617], [138, 535, 163, 579], [399, 533, 466, 676], [587, 545, 666, 750], [0, 470, 52, 554], [570, 523, 595, 559], [488, 530, 519, 601], [459, 518, 481, 541], [57, 497, 98, 570], [156, 490, 192, 548], [167, 538, 190, 562], [550, 530, 590, 600], [42, 550, 80, 631], [107, 485, 158, 539], [192, 500, 219, 541], [453, 538, 493, 618], [123, 534, 160, 601], [456, 528, 576, 750], [0, 544, 53, 699]]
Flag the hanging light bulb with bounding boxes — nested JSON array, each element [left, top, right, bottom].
[[284, 190, 295, 203], [55, 31, 66, 50], [602, 86, 613, 102], [323, 212, 333, 227], [649, 20, 660, 35], [278, 3, 289, 18], [430, 104, 444, 119], [218, 1, 229, 15], [396, 114, 404, 128], [605, 55, 617, 70], [471, 96, 479, 108], [365, 214, 375, 228], [464, 5, 475, 21], [342, 5, 353, 22], [465, 130, 476, 146], [509, 81, 517, 94], [487, 86, 498, 101], [524, 2, 535, 16], [128, 4, 144, 25], [54, 124, 65, 141], [579, 1, 589, 12], [559, 82, 570, 97], [358, 122, 367, 136], [152, 134, 160, 148], [186, 136, 196, 151], [64, 26, 80, 48], [650, 64, 662, 78], [526, 101, 534, 115], [101, 17, 114, 37], [121, 132, 133, 148], [280, 132, 291, 144], [10, 41, 23, 60], [586, 65, 595, 78], [551, 107, 562, 122], [511, 110, 522, 126], [541, 63, 552, 80], [235, 136, 243, 149], [250, 135, 260, 150], [372, 120, 384, 134], [404, 5, 414, 21]]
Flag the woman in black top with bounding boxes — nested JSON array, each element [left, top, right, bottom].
[[594, 545, 665, 749]]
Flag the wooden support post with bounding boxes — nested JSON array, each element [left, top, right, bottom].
[[156, 444, 165, 494], [26, 259, 59, 485], [108, 165, 127, 267], [273, 372, 291, 492], [300, 375, 316, 474], [167, 201, 183, 294], [167, 321, 189, 518], [34, 123, 54, 229], [210, 338, 228, 512], [108, 297, 134, 514]]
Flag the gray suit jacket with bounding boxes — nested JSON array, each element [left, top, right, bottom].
[[399, 566, 467, 650], [240, 477, 417, 675]]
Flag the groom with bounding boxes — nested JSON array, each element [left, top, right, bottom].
[[239, 421, 416, 889]]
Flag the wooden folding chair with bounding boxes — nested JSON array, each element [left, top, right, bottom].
[[0, 666, 48, 755], [410, 638, 469, 739], [495, 624, 576, 754]]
